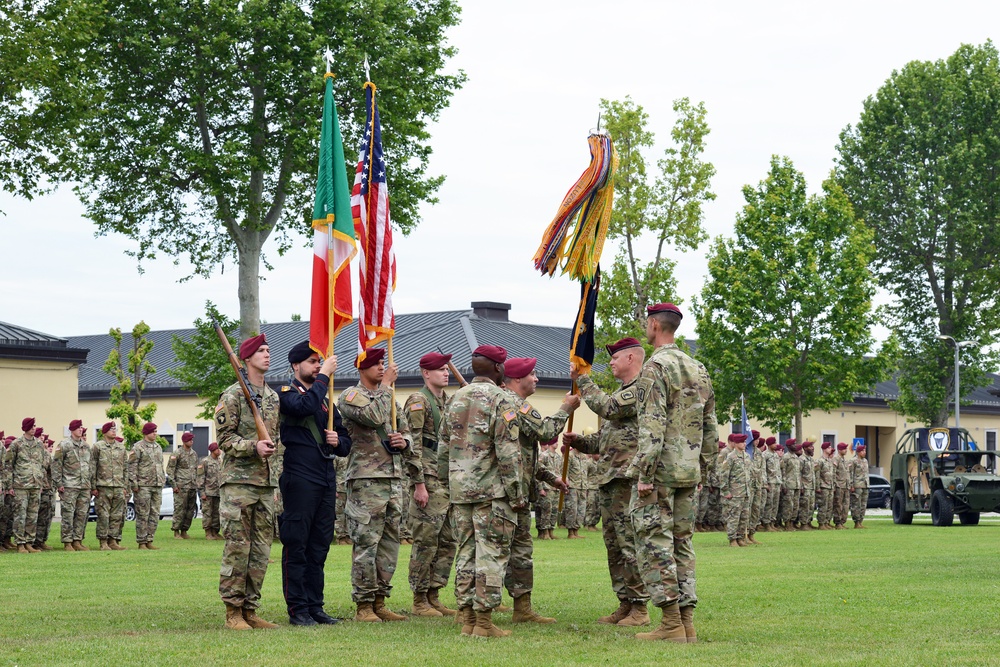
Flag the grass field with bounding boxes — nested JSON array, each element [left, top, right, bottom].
[[3, 514, 1000, 666]]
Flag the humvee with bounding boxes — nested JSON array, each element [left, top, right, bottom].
[[889, 427, 1000, 526]]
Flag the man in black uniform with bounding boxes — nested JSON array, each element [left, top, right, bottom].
[[278, 340, 352, 626]]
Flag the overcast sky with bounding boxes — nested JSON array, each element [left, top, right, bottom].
[[3, 1, 998, 339]]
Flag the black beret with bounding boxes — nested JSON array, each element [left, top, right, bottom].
[[288, 340, 317, 364]]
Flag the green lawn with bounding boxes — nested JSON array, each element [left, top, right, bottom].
[[3, 515, 1000, 666]]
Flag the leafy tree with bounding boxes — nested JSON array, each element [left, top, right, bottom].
[[103, 321, 164, 448], [169, 301, 240, 420], [694, 157, 893, 437], [837, 41, 1000, 426], [0, 0, 465, 339]]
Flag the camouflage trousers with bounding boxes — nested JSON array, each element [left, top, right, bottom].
[[1, 494, 13, 540], [35, 491, 55, 546], [601, 479, 648, 604], [504, 507, 537, 598], [202, 494, 220, 535], [95, 486, 127, 541], [763, 485, 781, 525], [59, 488, 90, 543], [452, 499, 516, 612], [798, 488, 816, 525], [134, 486, 162, 544], [749, 483, 765, 531], [631, 485, 697, 609], [814, 488, 833, 525], [13, 489, 41, 545], [172, 487, 198, 532], [833, 487, 849, 525], [696, 485, 709, 524], [850, 489, 869, 523], [585, 489, 600, 527], [407, 476, 456, 593], [399, 478, 412, 540], [723, 494, 750, 541], [778, 487, 799, 525], [346, 478, 403, 603], [219, 483, 274, 610], [335, 491, 347, 540], [533, 490, 555, 531], [700, 487, 722, 526], [563, 488, 584, 530]]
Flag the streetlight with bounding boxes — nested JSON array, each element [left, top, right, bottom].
[[937, 335, 978, 428]]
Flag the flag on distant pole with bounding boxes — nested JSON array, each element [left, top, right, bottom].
[[741, 394, 754, 460], [352, 80, 396, 366]]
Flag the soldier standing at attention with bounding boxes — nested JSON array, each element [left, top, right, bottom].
[[33, 438, 56, 551], [798, 439, 817, 530], [832, 442, 851, 529], [197, 443, 223, 540], [91, 422, 128, 550], [216, 334, 281, 630], [437, 345, 524, 638], [533, 438, 558, 540], [849, 443, 870, 529], [334, 455, 349, 544], [338, 348, 424, 623], [564, 448, 587, 538], [404, 352, 459, 619], [53, 419, 94, 551], [167, 432, 200, 539], [746, 430, 765, 544], [762, 437, 782, 531], [628, 303, 718, 644], [502, 356, 575, 625], [564, 336, 651, 627], [706, 442, 727, 532], [719, 433, 751, 547], [778, 439, 801, 530], [131, 423, 166, 550], [6, 420, 45, 553], [815, 442, 835, 529], [278, 340, 351, 626], [584, 454, 601, 531]]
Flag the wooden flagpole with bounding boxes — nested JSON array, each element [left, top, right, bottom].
[[327, 233, 336, 430], [387, 337, 397, 430], [557, 379, 578, 511]]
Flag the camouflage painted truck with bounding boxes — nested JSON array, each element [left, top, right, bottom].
[[890, 427, 1000, 526]]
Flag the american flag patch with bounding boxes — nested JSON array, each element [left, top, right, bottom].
[[411, 402, 424, 411], [519, 403, 532, 414], [503, 410, 517, 422]]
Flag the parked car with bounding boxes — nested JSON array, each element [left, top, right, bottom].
[[88, 480, 175, 521], [868, 474, 891, 509]]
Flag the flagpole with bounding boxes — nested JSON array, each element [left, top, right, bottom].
[[387, 336, 397, 430], [324, 51, 337, 432], [557, 379, 577, 512]]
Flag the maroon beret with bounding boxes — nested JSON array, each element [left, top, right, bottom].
[[208, 442, 219, 452], [791, 443, 803, 452], [751, 430, 760, 439], [357, 348, 385, 370], [728, 433, 748, 443], [765, 436, 776, 445], [784, 438, 797, 447], [856, 443, 867, 449], [35, 427, 44, 437], [181, 431, 194, 443], [821, 442, 833, 450], [801, 439, 815, 447], [837, 442, 848, 451], [541, 436, 558, 446], [102, 421, 115, 434], [718, 441, 727, 449], [113, 437, 123, 443], [606, 337, 642, 356], [21, 417, 36, 432], [419, 352, 451, 371], [472, 345, 507, 364], [646, 303, 683, 319], [142, 422, 157, 436], [239, 333, 267, 360], [505, 357, 537, 379]]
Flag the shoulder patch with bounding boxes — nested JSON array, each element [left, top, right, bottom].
[[636, 377, 654, 404], [344, 389, 358, 402], [215, 402, 225, 413], [169, 455, 176, 460], [216, 411, 227, 426], [619, 389, 636, 402], [281, 385, 292, 392], [519, 402, 532, 414], [530, 410, 542, 419], [410, 402, 424, 411], [503, 410, 517, 423]]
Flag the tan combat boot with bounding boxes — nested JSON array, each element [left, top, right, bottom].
[[856, 520, 865, 529], [835, 523, 845, 530], [412, 591, 444, 617], [138, 543, 149, 550], [617, 602, 650, 627], [174, 530, 182, 539], [679, 605, 697, 643], [472, 610, 511, 638], [110, 540, 125, 550], [547, 529, 557, 540], [729, 539, 740, 547], [427, 588, 457, 616], [597, 600, 631, 625], [373, 595, 408, 621], [147, 542, 159, 550], [25, 544, 40, 553], [736, 538, 748, 547], [17, 544, 29, 554], [746, 532, 760, 545], [635, 602, 687, 642], [242, 608, 278, 629], [459, 606, 476, 635], [181, 531, 190, 539], [34, 542, 53, 551], [224, 604, 252, 630], [355, 602, 382, 622], [511, 593, 555, 623], [495, 602, 512, 613], [73, 540, 89, 551], [99, 539, 112, 551]]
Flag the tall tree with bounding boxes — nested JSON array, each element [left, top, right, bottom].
[[0, 0, 465, 339], [694, 157, 892, 437], [103, 321, 161, 448], [837, 41, 1000, 426], [169, 301, 241, 420]]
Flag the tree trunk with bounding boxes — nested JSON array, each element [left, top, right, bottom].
[[794, 387, 803, 441], [236, 238, 263, 340]]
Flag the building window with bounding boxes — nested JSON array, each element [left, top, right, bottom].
[[779, 431, 791, 445], [822, 432, 836, 445], [986, 430, 997, 452]]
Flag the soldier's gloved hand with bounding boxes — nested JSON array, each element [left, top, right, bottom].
[[569, 362, 580, 382], [562, 432, 579, 451], [320, 354, 338, 377], [324, 430, 339, 446], [561, 393, 581, 413], [413, 483, 429, 508], [387, 432, 406, 450], [256, 439, 276, 458]]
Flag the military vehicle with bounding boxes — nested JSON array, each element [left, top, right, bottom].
[[889, 427, 1000, 526]]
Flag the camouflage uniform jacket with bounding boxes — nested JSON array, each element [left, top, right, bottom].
[[575, 374, 639, 486], [338, 383, 420, 483], [53, 437, 94, 490], [764, 449, 782, 486], [800, 454, 815, 491], [334, 455, 347, 489], [129, 440, 166, 488], [719, 449, 751, 498], [849, 457, 869, 488], [41, 447, 53, 491], [536, 448, 557, 488], [166, 447, 199, 490], [707, 451, 724, 488], [780, 451, 801, 490], [404, 387, 449, 480], [197, 455, 222, 496], [216, 381, 281, 488], [750, 449, 765, 490], [91, 437, 129, 488], [436, 376, 523, 505], [816, 456, 834, 489], [505, 391, 567, 502], [567, 449, 587, 489], [629, 344, 718, 488], [5, 435, 45, 489], [833, 456, 851, 488]]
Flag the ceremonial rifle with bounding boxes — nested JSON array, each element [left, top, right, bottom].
[[437, 346, 469, 387], [213, 321, 271, 442]]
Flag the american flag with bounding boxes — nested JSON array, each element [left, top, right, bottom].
[[352, 81, 396, 365]]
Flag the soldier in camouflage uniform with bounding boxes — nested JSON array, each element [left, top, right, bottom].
[[197, 443, 223, 539], [33, 438, 56, 551], [91, 422, 129, 550], [762, 437, 782, 531], [746, 431, 765, 544], [334, 455, 349, 544], [719, 433, 752, 547], [849, 444, 870, 528], [338, 348, 423, 623], [215, 334, 281, 630], [166, 431, 200, 539], [564, 336, 651, 627], [778, 439, 801, 530], [798, 439, 817, 530], [628, 303, 718, 643], [437, 345, 525, 638], [533, 439, 558, 539], [584, 454, 601, 530], [564, 448, 587, 538], [405, 352, 459, 618], [0, 433, 9, 551], [6, 420, 46, 553], [833, 442, 851, 529], [502, 356, 576, 624], [695, 443, 717, 532], [815, 442, 835, 529], [130, 423, 166, 549], [53, 419, 94, 551]]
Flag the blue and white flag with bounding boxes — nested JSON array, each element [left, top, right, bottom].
[[741, 395, 754, 460]]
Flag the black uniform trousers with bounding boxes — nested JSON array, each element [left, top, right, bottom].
[[279, 472, 337, 616]]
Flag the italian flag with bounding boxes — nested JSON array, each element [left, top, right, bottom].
[[309, 73, 356, 356]]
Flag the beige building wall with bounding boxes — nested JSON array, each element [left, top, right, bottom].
[[0, 359, 80, 437]]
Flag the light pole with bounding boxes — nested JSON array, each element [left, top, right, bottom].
[[937, 335, 977, 428]]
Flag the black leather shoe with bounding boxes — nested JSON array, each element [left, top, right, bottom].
[[289, 612, 318, 626], [310, 609, 340, 625]]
